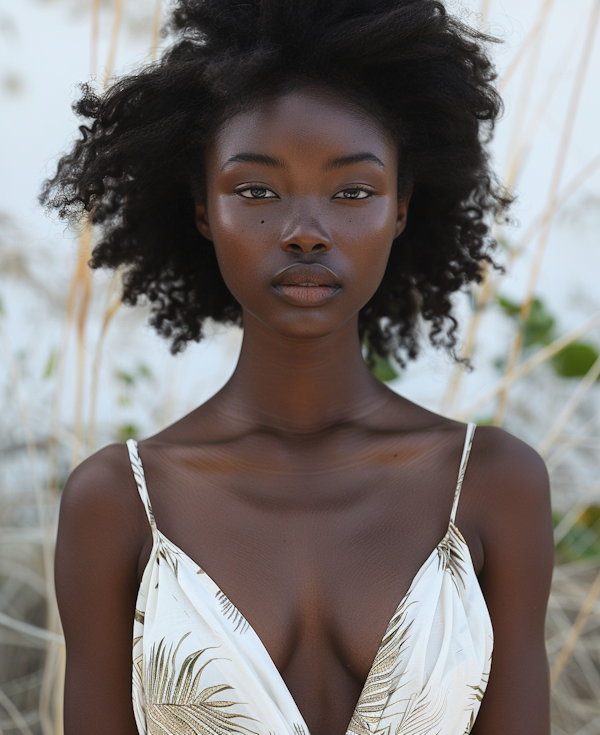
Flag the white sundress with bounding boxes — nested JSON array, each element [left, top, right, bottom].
[[127, 421, 493, 735]]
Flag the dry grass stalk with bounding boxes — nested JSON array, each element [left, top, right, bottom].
[[90, 0, 102, 75], [508, 23, 584, 185], [0, 685, 35, 735], [105, 0, 126, 83], [87, 273, 122, 453], [457, 310, 600, 420], [510, 152, 600, 263], [0, 314, 62, 735], [150, 0, 162, 61], [547, 416, 599, 475], [479, 0, 492, 23], [444, 149, 600, 418], [504, 23, 547, 188], [440, 264, 490, 414], [498, 0, 557, 94], [548, 563, 600, 731], [553, 482, 600, 546], [539, 355, 600, 456], [4, 2, 130, 731], [72, 226, 93, 468], [494, 0, 600, 426], [551, 568, 600, 688], [0, 614, 63, 646]]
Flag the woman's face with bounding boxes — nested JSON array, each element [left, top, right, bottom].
[[196, 86, 410, 340]]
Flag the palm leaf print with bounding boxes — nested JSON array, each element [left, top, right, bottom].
[[437, 523, 467, 591], [157, 538, 184, 580], [393, 687, 448, 735], [347, 598, 414, 735], [144, 633, 259, 735], [463, 670, 489, 734], [133, 652, 147, 729], [216, 590, 250, 634]]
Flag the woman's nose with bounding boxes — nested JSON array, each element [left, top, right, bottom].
[[279, 207, 333, 254]]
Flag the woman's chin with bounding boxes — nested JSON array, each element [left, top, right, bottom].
[[245, 309, 354, 342]]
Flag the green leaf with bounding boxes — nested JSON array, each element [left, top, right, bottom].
[[370, 352, 399, 383], [552, 342, 600, 378], [117, 423, 139, 442], [555, 504, 600, 563], [523, 298, 555, 347], [362, 337, 399, 382], [137, 363, 153, 380], [43, 351, 56, 378], [497, 295, 555, 347], [497, 295, 521, 318], [116, 369, 135, 386], [497, 236, 513, 252]]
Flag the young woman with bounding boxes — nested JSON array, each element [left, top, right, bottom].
[[44, 1, 554, 734]]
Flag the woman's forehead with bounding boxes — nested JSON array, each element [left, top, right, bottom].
[[209, 87, 397, 166]]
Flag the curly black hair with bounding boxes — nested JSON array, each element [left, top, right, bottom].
[[41, 0, 511, 365]]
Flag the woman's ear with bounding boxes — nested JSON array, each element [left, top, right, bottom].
[[395, 183, 413, 239], [195, 202, 213, 241]]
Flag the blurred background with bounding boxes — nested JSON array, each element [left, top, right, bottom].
[[1, 0, 600, 732]]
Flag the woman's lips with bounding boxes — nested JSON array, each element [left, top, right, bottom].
[[272, 264, 341, 306], [273, 283, 340, 305]]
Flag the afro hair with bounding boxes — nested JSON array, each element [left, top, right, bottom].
[[41, 0, 511, 365]]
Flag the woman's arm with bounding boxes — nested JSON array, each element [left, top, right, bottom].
[[54, 444, 150, 735], [469, 426, 554, 735]]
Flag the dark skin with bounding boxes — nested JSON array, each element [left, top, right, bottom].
[[55, 87, 554, 735]]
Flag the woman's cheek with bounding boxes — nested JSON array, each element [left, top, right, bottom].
[[212, 231, 274, 307], [332, 221, 394, 293]]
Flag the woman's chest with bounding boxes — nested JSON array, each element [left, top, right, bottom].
[[137, 439, 464, 682]]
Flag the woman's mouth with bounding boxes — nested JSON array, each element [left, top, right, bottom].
[[273, 283, 340, 305], [272, 264, 342, 306]]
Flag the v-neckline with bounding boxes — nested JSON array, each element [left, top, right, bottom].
[[142, 523, 463, 735]]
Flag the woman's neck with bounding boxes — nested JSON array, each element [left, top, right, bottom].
[[219, 311, 390, 434]]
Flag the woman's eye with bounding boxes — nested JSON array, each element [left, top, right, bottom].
[[333, 188, 371, 200], [237, 186, 277, 199]]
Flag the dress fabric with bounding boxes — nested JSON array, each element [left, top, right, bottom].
[[127, 421, 493, 735]]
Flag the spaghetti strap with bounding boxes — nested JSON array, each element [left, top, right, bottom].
[[126, 438, 158, 538], [449, 422, 476, 524]]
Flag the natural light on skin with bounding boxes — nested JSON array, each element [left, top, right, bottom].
[[195, 86, 411, 344]]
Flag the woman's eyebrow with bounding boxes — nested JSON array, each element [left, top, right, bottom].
[[323, 153, 386, 170], [221, 153, 285, 171], [221, 151, 386, 172]]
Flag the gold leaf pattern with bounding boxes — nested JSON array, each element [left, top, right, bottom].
[[348, 598, 414, 734], [437, 522, 468, 591], [216, 591, 250, 634], [144, 633, 258, 735], [463, 670, 490, 734], [393, 687, 448, 735], [158, 540, 183, 580]]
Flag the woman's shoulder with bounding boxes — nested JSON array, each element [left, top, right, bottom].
[[374, 391, 548, 485], [469, 424, 550, 503], [394, 391, 550, 503], [464, 424, 552, 557], [58, 442, 149, 545], [388, 394, 552, 531]]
